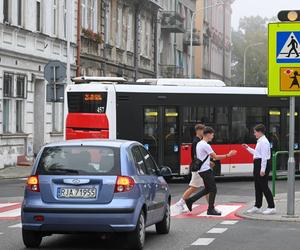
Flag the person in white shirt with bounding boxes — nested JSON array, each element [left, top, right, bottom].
[[185, 126, 237, 216], [175, 124, 214, 213], [243, 124, 276, 215]]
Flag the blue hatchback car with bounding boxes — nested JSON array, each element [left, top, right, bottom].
[[22, 140, 172, 250]]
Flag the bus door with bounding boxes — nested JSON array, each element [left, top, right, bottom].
[[143, 107, 179, 174]]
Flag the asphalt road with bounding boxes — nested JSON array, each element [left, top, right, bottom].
[[0, 178, 299, 250]]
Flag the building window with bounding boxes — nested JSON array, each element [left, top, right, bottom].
[[53, 0, 58, 35], [82, 0, 96, 32], [64, 0, 67, 38], [16, 100, 23, 133], [16, 75, 26, 98], [3, 0, 10, 23], [105, 1, 111, 44], [2, 73, 27, 134], [17, 0, 22, 26], [3, 99, 10, 133], [36, 0, 42, 32], [52, 103, 64, 133], [3, 73, 13, 97], [116, 5, 123, 48], [126, 11, 133, 52], [87, 0, 95, 31]]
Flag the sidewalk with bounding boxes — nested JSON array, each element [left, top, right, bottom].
[[0, 165, 32, 180], [236, 192, 300, 222]]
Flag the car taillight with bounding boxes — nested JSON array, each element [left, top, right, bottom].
[[115, 176, 135, 193], [27, 176, 40, 192]]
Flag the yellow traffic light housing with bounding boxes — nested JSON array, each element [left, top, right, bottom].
[[278, 10, 300, 22]]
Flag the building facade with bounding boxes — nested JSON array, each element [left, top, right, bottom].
[[0, 0, 77, 168], [159, 0, 197, 78], [194, 0, 232, 84], [79, 0, 160, 81]]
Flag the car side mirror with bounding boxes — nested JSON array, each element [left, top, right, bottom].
[[159, 166, 172, 177]]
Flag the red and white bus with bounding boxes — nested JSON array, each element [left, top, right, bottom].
[[65, 77, 300, 177]]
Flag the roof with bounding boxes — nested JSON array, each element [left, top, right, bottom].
[[137, 78, 226, 87], [43, 139, 137, 148], [72, 76, 127, 84]]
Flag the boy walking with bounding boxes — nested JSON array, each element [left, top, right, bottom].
[[185, 127, 237, 216], [175, 124, 209, 212]]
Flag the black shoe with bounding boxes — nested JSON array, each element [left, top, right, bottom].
[[207, 209, 222, 216], [185, 200, 193, 212]]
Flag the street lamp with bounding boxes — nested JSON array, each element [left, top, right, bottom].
[[189, 0, 224, 78], [243, 42, 263, 86]]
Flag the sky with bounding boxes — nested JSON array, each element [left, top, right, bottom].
[[231, 0, 300, 30]]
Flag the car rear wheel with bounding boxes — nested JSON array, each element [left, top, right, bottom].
[[128, 211, 146, 250], [155, 203, 170, 234], [22, 229, 42, 248]]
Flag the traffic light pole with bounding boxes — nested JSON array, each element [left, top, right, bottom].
[[287, 96, 296, 216]]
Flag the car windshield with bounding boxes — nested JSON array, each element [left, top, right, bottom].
[[36, 146, 121, 176]]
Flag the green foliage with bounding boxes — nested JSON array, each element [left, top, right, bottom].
[[232, 16, 275, 86]]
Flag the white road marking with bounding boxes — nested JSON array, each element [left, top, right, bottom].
[[9, 223, 22, 228], [198, 205, 242, 217], [191, 238, 215, 246], [0, 233, 3, 235], [0, 208, 21, 218], [19, 178, 28, 181], [221, 220, 239, 225], [0, 203, 19, 209], [207, 227, 228, 234]]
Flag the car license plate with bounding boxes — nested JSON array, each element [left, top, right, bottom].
[[57, 187, 97, 199]]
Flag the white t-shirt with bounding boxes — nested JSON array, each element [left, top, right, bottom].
[[196, 140, 214, 173]]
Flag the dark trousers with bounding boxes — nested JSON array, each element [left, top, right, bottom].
[[253, 159, 275, 208], [186, 169, 217, 210]]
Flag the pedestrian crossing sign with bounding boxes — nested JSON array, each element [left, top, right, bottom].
[[277, 32, 300, 63], [269, 22, 300, 96]]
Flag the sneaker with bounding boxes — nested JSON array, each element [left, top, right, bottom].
[[207, 209, 222, 216], [185, 200, 193, 212], [215, 208, 222, 214], [262, 208, 276, 215], [175, 202, 185, 213], [246, 206, 262, 214]]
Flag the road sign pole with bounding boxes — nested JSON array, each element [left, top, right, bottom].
[[287, 96, 296, 216]]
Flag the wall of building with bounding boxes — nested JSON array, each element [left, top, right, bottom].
[[194, 0, 232, 83], [0, 0, 77, 168]]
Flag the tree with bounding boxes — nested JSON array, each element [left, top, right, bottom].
[[231, 16, 274, 86]]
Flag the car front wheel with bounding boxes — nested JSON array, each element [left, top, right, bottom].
[[22, 229, 42, 248], [155, 203, 170, 234], [128, 211, 146, 250]]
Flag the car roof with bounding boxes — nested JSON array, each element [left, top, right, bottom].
[[42, 139, 139, 148]]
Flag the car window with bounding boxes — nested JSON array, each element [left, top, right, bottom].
[[36, 146, 120, 176], [139, 146, 158, 176], [131, 146, 147, 175]]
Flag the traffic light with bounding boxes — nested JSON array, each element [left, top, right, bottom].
[[278, 10, 300, 22]]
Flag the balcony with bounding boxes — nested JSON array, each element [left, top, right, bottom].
[[184, 29, 201, 46], [160, 65, 184, 78], [161, 11, 185, 33]]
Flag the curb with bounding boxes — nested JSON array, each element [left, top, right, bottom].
[[235, 193, 300, 222]]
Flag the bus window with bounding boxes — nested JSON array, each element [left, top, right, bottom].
[[231, 107, 267, 144], [143, 108, 158, 160], [231, 107, 248, 144], [214, 107, 229, 144], [67, 92, 107, 113], [246, 107, 267, 144]]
